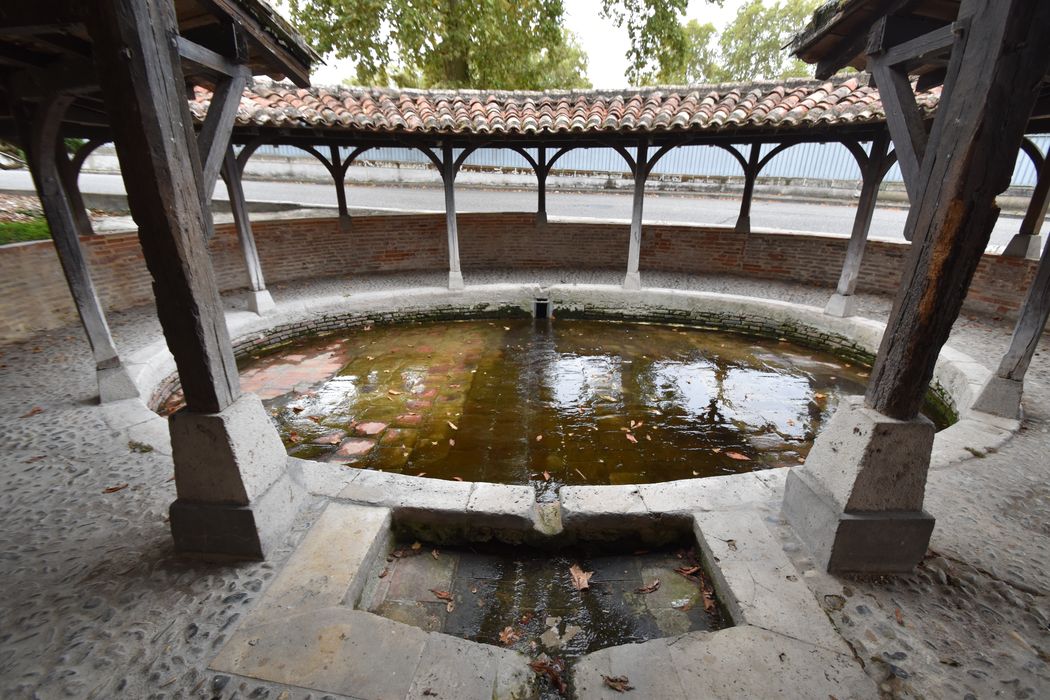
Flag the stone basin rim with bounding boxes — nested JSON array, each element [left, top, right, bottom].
[[116, 283, 1019, 509]]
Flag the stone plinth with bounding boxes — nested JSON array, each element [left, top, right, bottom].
[[782, 396, 936, 573], [971, 375, 1023, 419], [823, 292, 856, 318], [169, 393, 303, 559]]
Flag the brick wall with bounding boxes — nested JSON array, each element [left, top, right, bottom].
[[0, 213, 1037, 343]]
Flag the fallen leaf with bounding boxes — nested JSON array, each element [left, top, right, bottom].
[[894, 608, 905, 626], [415, 471, 427, 477], [449, 438, 455, 446], [636, 580, 661, 594], [702, 583, 717, 612], [725, 451, 750, 461], [529, 660, 567, 694], [569, 563, 593, 591], [447, 420, 458, 430], [599, 394, 616, 402], [411, 541, 423, 550], [431, 589, 453, 602], [103, 483, 129, 494], [288, 432, 302, 444], [814, 392, 827, 400], [378, 567, 389, 578], [291, 406, 304, 414], [625, 433, 637, 444], [535, 434, 543, 441], [388, 389, 402, 395], [498, 626, 520, 645], [21, 406, 43, 418], [452, 476, 464, 481], [431, 549, 440, 560], [726, 539, 737, 551], [542, 470, 551, 482], [446, 600, 455, 613], [307, 415, 323, 424], [602, 675, 634, 693], [675, 565, 700, 577]]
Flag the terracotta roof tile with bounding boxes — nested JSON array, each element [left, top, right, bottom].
[[192, 77, 939, 137]]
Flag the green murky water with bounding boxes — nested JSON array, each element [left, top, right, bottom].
[[363, 538, 727, 667], [163, 318, 950, 489]]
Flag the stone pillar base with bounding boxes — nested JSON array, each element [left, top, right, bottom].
[[170, 468, 304, 559], [247, 289, 276, 315], [623, 271, 642, 290], [971, 375, 1023, 419], [169, 394, 302, 559], [97, 363, 139, 403], [781, 396, 935, 573], [783, 469, 935, 573], [448, 270, 464, 290], [1001, 233, 1043, 259], [824, 293, 856, 318]]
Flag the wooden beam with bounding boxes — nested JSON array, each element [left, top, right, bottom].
[[197, 71, 248, 202], [87, 0, 241, 414], [880, 23, 958, 70], [177, 35, 250, 77], [864, 0, 1050, 420], [54, 137, 94, 236], [868, 57, 926, 199]]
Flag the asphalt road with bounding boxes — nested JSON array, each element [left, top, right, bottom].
[[2, 169, 1041, 251]]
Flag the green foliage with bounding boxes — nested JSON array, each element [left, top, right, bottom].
[[715, 0, 820, 81], [606, 0, 820, 85], [288, 0, 590, 89], [0, 218, 51, 246]]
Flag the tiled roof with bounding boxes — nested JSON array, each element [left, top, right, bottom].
[[192, 77, 939, 136]]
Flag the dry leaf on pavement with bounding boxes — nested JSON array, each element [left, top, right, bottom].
[[602, 675, 634, 692], [636, 580, 660, 594]]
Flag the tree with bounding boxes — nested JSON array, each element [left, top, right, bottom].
[[716, 0, 820, 81], [604, 0, 820, 85], [287, 0, 590, 89]]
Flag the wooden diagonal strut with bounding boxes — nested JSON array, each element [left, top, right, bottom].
[[865, 0, 1050, 421], [196, 71, 249, 201], [87, 0, 241, 414]]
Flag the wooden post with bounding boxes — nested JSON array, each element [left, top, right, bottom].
[[16, 96, 137, 402], [826, 134, 892, 317], [197, 72, 248, 202], [88, 0, 301, 561], [865, 1, 1050, 421], [87, 0, 240, 415], [624, 143, 648, 290], [972, 242, 1050, 417], [1003, 152, 1050, 258], [329, 145, 351, 231], [734, 143, 761, 234], [536, 146, 548, 226], [442, 143, 464, 290], [223, 147, 274, 315]]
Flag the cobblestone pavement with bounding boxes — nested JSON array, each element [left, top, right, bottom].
[[0, 270, 1047, 699]]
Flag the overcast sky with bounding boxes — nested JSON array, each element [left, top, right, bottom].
[[281, 0, 750, 89]]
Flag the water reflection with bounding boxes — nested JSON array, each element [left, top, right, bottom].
[[162, 319, 944, 487]]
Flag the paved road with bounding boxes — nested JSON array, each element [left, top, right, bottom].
[[2, 169, 1042, 251]]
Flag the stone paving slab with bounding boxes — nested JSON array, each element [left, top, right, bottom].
[[694, 509, 850, 655]]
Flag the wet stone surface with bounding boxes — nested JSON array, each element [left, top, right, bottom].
[[362, 539, 727, 662], [163, 318, 942, 494]]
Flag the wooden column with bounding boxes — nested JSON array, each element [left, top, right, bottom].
[[1003, 148, 1050, 258], [536, 146, 548, 226], [734, 143, 761, 234], [865, 0, 1050, 421], [16, 96, 137, 402], [222, 147, 274, 315], [826, 134, 893, 317], [441, 143, 464, 290], [329, 145, 351, 230], [973, 242, 1050, 417], [624, 143, 648, 290], [88, 0, 240, 415]]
